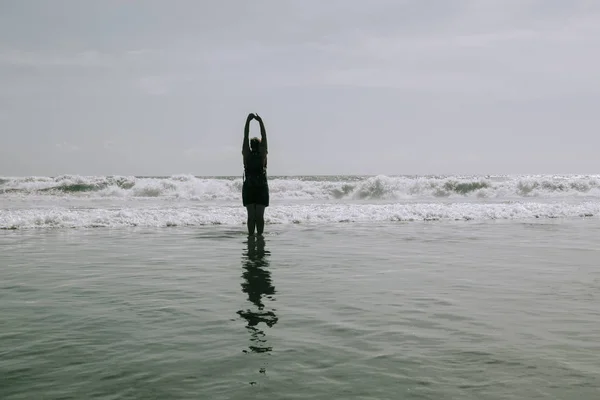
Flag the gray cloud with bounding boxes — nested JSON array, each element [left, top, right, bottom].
[[1, 0, 599, 176]]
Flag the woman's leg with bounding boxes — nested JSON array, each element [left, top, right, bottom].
[[246, 204, 256, 235], [255, 205, 266, 235]]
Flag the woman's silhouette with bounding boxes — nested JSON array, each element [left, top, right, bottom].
[[241, 113, 269, 236]]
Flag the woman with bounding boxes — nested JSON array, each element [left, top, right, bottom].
[[242, 112, 269, 236]]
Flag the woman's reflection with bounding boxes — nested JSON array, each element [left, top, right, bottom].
[[237, 235, 277, 356]]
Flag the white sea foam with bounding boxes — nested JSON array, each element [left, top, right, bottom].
[[1, 201, 598, 230], [2, 174, 600, 201], [2, 174, 600, 229]]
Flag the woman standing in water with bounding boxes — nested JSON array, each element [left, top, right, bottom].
[[242, 113, 269, 236]]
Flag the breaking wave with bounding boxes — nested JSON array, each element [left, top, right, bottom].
[[2, 174, 600, 201], [1, 201, 599, 230], [2, 174, 600, 229]]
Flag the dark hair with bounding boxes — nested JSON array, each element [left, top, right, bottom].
[[250, 137, 260, 152]]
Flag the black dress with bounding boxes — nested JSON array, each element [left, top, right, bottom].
[[242, 150, 269, 207]]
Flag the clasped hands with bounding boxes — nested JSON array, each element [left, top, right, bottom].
[[246, 113, 263, 122]]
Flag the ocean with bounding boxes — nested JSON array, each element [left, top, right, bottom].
[[1, 174, 599, 399]]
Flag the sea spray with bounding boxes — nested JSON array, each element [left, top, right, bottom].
[[2, 174, 600, 201]]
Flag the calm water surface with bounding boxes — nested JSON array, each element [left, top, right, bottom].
[[2, 220, 600, 399]]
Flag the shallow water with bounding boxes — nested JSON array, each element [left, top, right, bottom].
[[2, 219, 599, 399]]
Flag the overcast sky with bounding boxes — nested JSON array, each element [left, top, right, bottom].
[[1, 0, 599, 176]]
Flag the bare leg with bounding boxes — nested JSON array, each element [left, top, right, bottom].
[[255, 205, 266, 235], [246, 204, 256, 235]]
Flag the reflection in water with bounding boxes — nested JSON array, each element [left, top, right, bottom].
[[238, 235, 277, 359]]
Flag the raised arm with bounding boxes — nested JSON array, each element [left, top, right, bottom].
[[255, 113, 267, 154], [242, 113, 254, 156]]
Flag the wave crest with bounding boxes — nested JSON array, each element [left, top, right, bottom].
[[2, 174, 600, 201]]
